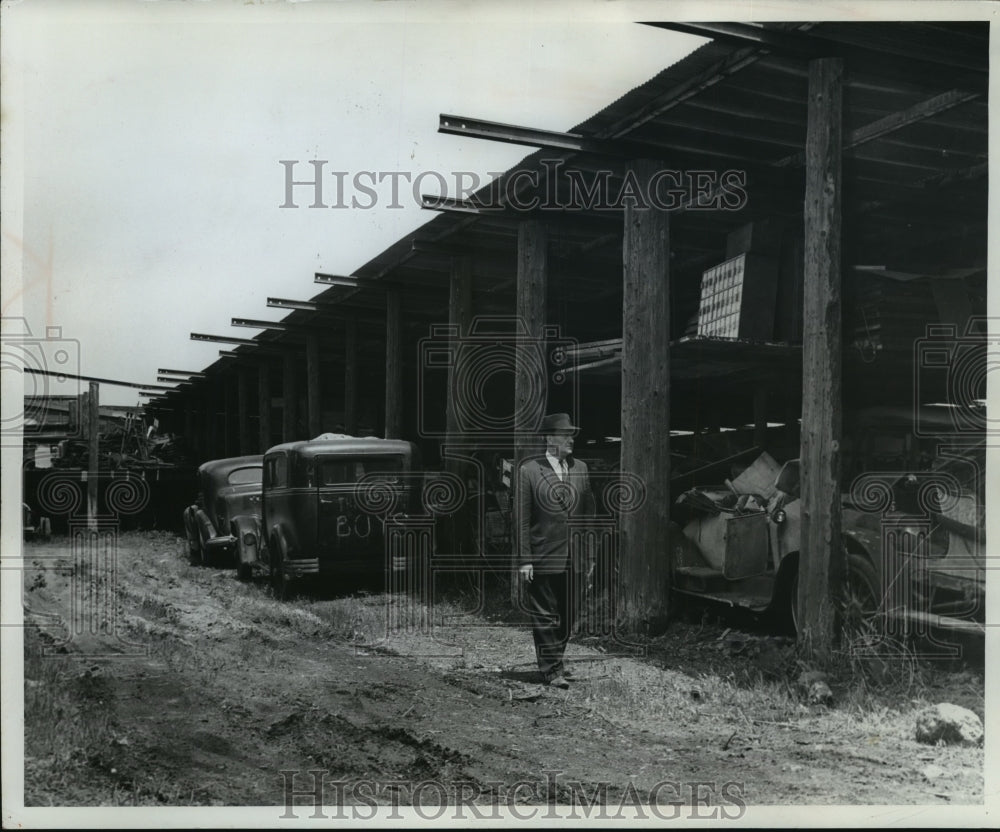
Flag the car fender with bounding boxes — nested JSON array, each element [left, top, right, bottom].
[[193, 506, 218, 546], [231, 515, 261, 566], [842, 526, 881, 579], [269, 524, 293, 564]]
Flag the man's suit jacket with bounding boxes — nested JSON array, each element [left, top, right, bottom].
[[517, 455, 596, 573]]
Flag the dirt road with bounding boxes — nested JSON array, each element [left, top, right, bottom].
[[20, 531, 984, 813]]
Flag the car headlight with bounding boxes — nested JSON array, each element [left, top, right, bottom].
[[243, 532, 256, 545]]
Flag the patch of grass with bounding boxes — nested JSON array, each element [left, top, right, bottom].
[[24, 630, 117, 805]]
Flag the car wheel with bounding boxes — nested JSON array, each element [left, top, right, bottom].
[[236, 558, 252, 582], [788, 568, 799, 635], [842, 551, 882, 640], [236, 541, 253, 582], [270, 539, 295, 600], [786, 550, 882, 640], [187, 531, 202, 565]]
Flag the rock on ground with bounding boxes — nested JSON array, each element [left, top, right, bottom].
[[915, 703, 983, 747]]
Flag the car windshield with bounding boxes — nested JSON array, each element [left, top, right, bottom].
[[319, 456, 403, 486], [228, 466, 263, 485]]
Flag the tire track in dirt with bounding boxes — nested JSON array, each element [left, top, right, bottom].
[[21, 533, 985, 808]]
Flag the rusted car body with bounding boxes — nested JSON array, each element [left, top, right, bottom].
[[249, 436, 421, 594], [182, 455, 263, 570], [672, 445, 985, 638]]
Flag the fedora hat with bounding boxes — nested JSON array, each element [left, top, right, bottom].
[[540, 412, 578, 434]]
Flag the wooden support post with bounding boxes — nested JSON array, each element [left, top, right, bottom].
[[224, 374, 235, 456], [445, 255, 473, 471], [514, 220, 548, 577], [446, 255, 475, 553], [206, 385, 219, 456], [183, 399, 194, 452], [306, 335, 321, 438], [384, 290, 402, 439], [798, 57, 845, 657], [282, 352, 297, 442], [257, 363, 271, 453], [85, 383, 99, 530], [514, 221, 548, 468], [237, 367, 252, 455], [344, 319, 358, 435], [620, 158, 671, 634], [753, 385, 769, 450]]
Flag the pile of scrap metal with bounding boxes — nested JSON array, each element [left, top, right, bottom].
[[34, 416, 195, 472]]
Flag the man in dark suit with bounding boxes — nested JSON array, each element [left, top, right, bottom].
[[517, 413, 596, 688]]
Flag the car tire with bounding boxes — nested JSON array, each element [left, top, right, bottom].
[[270, 537, 296, 601], [236, 549, 252, 582], [786, 549, 882, 640], [788, 567, 799, 635], [842, 551, 882, 639], [187, 532, 202, 565]]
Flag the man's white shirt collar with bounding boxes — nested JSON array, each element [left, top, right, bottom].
[[545, 452, 567, 480]]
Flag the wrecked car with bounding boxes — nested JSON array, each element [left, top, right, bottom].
[[672, 445, 985, 639]]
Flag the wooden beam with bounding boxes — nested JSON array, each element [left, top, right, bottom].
[[384, 290, 402, 439], [205, 386, 218, 458], [306, 334, 321, 438], [258, 362, 271, 453], [619, 159, 672, 635], [224, 374, 236, 456], [183, 399, 195, 453], [445, 255, 474, 472], [514, 220, 548, 468], [798, 57, 845, 658], [282, 351, 297, 443], [344, 318, 358, 435], [778, 89, 979, 168], [86, 383, 99, 531], [237, 367, 252, 456]]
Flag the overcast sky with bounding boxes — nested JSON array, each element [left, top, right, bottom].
[[3, 0, 705, 406]]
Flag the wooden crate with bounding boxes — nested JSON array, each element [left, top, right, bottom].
[[697, 253, 779, 341]]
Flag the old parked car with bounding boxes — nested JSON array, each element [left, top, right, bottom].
[[247, 435, 422, 596], [183, 455, 263, 570]]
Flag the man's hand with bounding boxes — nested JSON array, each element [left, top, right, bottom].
[[519, 564, 534, 582]]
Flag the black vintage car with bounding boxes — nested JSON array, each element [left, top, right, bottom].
[[248, 435, 421, 596], [182, 455, 263, 571]]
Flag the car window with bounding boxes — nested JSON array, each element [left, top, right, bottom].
[[266, 455, 288, 488], [319, 456, 403, 486], [228, 466, 262, 486]]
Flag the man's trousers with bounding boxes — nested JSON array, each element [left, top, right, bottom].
[[524, 569, 576, 681]]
